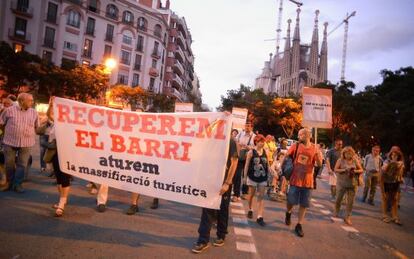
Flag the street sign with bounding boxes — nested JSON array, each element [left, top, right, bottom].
[[302, 87, 332, 129], [174, 102, 193, 113]]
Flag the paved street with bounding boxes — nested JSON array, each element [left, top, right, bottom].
[[1, 153, 414, 259]]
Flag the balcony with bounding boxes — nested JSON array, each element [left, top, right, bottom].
[[11, 1, 33, 18], [172, 74, 183, 88], [105, 33, 113, 42], [175, 46, 185, 63], [151, 49, 161, 59], [43, 38, 55, 49], [105, 12, 118, 21], [82, 50, 92, 59], [8, 28, 31, 43], [171, 87, 182, 100], [133, 64, 141, 71], [149, 67, 159, 77], [173, 60, 184, 76], [136, 43, 144, 52]]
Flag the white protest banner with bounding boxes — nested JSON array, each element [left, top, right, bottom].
[[175, 102, 194, 113], [231, 107, 248, 131], [302, 87, 332, 129], [53, 97, 232, 209]]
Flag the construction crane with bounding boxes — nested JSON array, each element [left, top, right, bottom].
[[328, 11, 356, 82], [265, 0, 303, 55]]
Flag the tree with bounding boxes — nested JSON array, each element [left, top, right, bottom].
[[109, 84, 147, 110]]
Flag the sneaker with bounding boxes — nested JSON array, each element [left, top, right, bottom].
[[285, 212, 291, 226], [256, 217, 266, 227], [191, 242, 210, 254], [213, 238, 225, 247], [97, 204, 106, 213], [247, 210, 253, 219], [295, 223, 304, 237], [126, 205, 138, 215], [13, 185, 25, 193]]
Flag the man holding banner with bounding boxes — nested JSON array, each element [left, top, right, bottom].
[[192, 137, 238, 253]]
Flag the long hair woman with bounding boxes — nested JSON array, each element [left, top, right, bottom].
[[333, 146, 363, 225]]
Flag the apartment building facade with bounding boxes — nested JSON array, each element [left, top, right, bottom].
[[0, 0, 196, 101]]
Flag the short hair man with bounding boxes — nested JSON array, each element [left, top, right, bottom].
[[285, 128, 322, 237], [325, 139, 343, 199], [362, 145, 382, 205], [192, 137, 239, 253], [0, 93, 38, 192]]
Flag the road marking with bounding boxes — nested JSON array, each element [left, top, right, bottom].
[[231, 209, 246, 215], [232, 217, 249, 225], [313, 203, 325, 208], [320, 209, 331, 215], [330, 216, 342, 222], [341, 226, 359, 233], [231, 202, 244, 207], [234, 227, 252, 237], [236, 242, 257, 253]]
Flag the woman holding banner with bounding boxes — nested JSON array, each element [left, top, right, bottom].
[[243, 134, 270, 226], [44, 98, 72, 217]]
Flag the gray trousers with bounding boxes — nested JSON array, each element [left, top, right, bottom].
[[335, 185, 357, 217], [363, 174, 379, 202]]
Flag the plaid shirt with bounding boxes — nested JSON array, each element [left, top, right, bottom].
[[0, 105, 38, 147]]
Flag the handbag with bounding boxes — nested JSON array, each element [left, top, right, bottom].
[[281, 143, 300, 180], [238, 134, 253, 161], [43, 148, 57, 163]]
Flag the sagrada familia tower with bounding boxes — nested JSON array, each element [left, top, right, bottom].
[[255, 8, 328, 96]]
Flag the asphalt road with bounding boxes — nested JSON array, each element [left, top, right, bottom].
[[1, 153, 413, 259]]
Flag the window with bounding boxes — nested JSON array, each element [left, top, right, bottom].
[[46, 2, 58, 23], [88, 0, 98, 13], [67, 10, 80, 28], [83, 39, 93, 58], [134, 54, 141, 70], [104, 45, 112, 57], [120, 50, 131, 65], [151, 59, 157, 68], [13, 43, 24, 53], [152, 41, 159, 56], [86, 17, 95, 36], [42, 50, 52, 63], [123, 11, 134, 24], [14, 17, 27, 37], [136, 35, 144, 51], [132, 74, 140, 87], [64, 41, 77, 51], [122, 34, 132, 45], [149, 78, 155, 91], [154, 24, 162, 38], [106, 4, 118, 20], [61, 58, 76, 69], [117, 74, 128, 84], [43, 27, 55, 48], [137, 17, 147, 31], [17, 0, 29, 12], [105, 24, 114, 42]]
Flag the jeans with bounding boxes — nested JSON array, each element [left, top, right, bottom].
[[4, 145, 32, 186], [39, 135, 49, 169], [197, 186, 231, 244], [363, 174, 379, 202], [232, 161, 245, 197]]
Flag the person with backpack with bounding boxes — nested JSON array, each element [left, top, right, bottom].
[[284, 128, 322, 237], [231, 122, 255, 202], [243, 134, 271, 226]]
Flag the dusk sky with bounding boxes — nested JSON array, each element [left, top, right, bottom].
[[170, 0, 414, 110]]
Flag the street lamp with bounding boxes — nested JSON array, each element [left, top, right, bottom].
[[102, 58, 117, 106]]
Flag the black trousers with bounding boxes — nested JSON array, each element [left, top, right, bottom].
[[232, 161, 247, 197], [197, 186, 231, 244]]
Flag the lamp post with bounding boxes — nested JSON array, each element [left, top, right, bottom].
[[102, 57, 117, 106]]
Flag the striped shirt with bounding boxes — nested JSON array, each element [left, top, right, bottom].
[[0, 105, 38, 147]]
